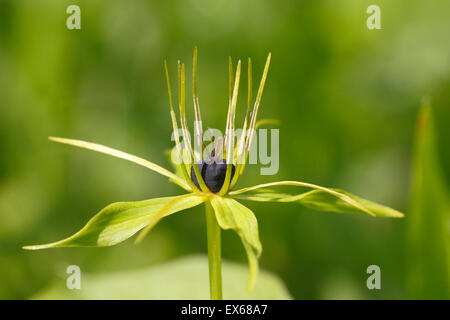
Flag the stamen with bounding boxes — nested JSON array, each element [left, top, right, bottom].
[[228, 56, 234, 104], [230, 58, 253, 188], [219, 60, 241, 196], [246, 53, 271, 154], [209, 135, 216, 160], [178, 61, 194, 161], [163, 60, 196, 191], [226, 60, 241, 163], [192, 47, 203, 159], [169, 57, 207, 192], [214, 137, 224, 163]]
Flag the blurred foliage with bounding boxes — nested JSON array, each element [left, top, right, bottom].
[[407, 103, 449, 299], [0, 0, 449, 299], [34, 255, 291, 299]]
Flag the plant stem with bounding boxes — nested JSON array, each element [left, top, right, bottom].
[[205, 201, 223, 300]]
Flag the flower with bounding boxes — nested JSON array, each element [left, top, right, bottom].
[[24, 48, 404, 294]]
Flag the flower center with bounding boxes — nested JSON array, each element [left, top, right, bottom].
[[191, 159, 236, 193]]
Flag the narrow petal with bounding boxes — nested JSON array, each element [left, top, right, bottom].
[[178, 61, 194, 161], [228, 56, 234, 105], [225, 60, 241, 162], [164, 61, 198, 191], [23, 194, 207, 250], [255, 118, 280, 129], [192, 47, 203, 152], [245, 53, 272, 155], [231, 58, 253, 188], [219, 61, 241, 195], [234, 53, 272, 179], [210, 196, 262, 292], [49, 137, 191, 191], [167, 59, 207, 193], [230, 181, 404, 218], [231, 118, 280, 188]]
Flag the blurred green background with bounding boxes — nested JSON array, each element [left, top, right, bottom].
[[0, 0, 449, 299]]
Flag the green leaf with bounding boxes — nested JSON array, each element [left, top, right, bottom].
[[230, 181, 404, 218], [210, 196, 262, 292], [23, 194, 206, 250], [32, 255, 291, 300], [407, 103, 450, 299], [134, 193, 199, 244], [49, 137, 191, 191]]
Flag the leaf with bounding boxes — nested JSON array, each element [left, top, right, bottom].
[[23, 194, 206, 250], [134, 193, 198, 244], [230, 181, 404, 218], [210, 196, 262, 292], [407, 103, 450, 299], [49, 137, 191, 191], [32, 255, 291, 300]]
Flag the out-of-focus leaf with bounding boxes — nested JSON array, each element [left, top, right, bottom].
[[210, 196, 262, 292], [23, 195, 206, 249], [231, 182, 404, 218], [165, 147, 197, 181], [407, 103, 450, 299], [32, 255, 291, 300]]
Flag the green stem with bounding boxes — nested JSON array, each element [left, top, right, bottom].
[[205, 201, 223, 300]]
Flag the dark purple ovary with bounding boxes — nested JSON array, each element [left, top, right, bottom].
[[190, 159, 236, 193]]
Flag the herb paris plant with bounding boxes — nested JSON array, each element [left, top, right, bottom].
[[24, 48, 404, 300]]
